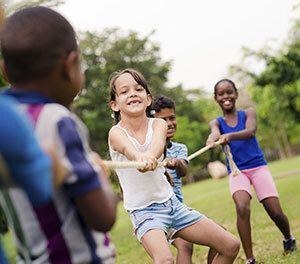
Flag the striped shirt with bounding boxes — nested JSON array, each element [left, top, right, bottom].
[[1, 89, 115, 264], [0, 95, 52, 205], [166, 141, 189, 202], [0, 95, 53, 264]]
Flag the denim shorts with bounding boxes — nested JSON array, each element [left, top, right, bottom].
[[128, 195, 204, 242]]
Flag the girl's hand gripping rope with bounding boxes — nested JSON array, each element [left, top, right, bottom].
[[101, 160, 167, 170], [216, 134, 231, 145], [136, 154, 158, 173]]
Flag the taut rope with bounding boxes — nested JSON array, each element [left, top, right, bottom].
[[102, 141, 240, 176]]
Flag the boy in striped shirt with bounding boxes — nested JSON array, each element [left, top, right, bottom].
[[1, 6, 117, 263]]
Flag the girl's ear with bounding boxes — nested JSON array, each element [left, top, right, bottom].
[[110, 101, 119, 112]]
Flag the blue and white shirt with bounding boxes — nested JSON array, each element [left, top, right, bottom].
[[0, 95, 52, 204], [166, 141, 189, 202], [1, 89, 115, 264], [0, 95, 53, 264]]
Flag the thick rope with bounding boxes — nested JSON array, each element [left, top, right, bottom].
[[102, 143, 215, 169], [187, 145, 211, 161], [102, 141, 240, 176], [102, 160, 167, 169], [223, 144, 241, 176], [32, 142, 240, 188]]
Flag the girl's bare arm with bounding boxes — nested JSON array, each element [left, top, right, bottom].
[[206, 119, 221, 146], [147, 118, 167, 159], [109, 126, 140, 160]]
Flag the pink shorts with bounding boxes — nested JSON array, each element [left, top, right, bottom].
[[229, 165, 279, 202]]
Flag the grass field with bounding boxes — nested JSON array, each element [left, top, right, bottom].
[[110, 155, 300, 263], [2, 156, 300, 263]]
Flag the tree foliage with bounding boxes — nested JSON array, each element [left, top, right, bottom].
[[1, 1, 299, 178], [76, 29, 173, 155], [5, 0, 64, 13], [230, 18, 300, 158]]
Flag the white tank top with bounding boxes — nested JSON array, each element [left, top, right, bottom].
[[109, 118, 174, 210]]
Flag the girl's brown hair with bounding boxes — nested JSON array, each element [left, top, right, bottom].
[[109, 68, 152, 123]]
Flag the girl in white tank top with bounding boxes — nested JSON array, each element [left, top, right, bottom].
[[109, 118, 173, 210], [108, 69, 240, 263]]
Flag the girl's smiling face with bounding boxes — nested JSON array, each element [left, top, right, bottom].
[[214, 81, 238, 112], [110, 73, 152, 117]]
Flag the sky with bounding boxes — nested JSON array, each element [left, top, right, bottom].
[[56, 0, 298, 92]]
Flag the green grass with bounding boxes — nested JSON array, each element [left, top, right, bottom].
[[3, 156, 300, 263], [1, 233, 16, 262], [110, 156, 300, 263], [268, 155, 300, 178]]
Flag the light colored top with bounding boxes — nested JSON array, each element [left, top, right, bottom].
[[166, 141, 188, 203], [0, 95, 52, 205], [1, 89, 115, 264], [109, 118, 174, 211]]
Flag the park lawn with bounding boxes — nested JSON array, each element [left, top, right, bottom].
[[111, 156, 300, 263], [268, 155, 300, 178], [2, 156, 300, 263]]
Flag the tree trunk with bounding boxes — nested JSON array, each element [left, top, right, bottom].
[[274, 134, 286, 159], [278, 123, 293, 157]]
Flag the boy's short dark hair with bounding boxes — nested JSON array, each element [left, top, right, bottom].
[[151, 95, 176, 114], [0, 6, 77, 83]]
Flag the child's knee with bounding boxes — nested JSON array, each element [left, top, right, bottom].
[[178, 242, 193, 255], [176, 241, 193, 255], [226, 237, 240, 257], [154, 254, 174, 264], [236, 203, 250, 218], [183, 242, 193, 255]]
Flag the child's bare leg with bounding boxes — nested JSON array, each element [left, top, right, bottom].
[[207, 222, 228, 263], [207, 247, 218, 264], [142, 229, 174, 264], [173, 237, 193, 264], [262, 197, 291, 239], [175, 218, 240, 264], [233, 190, 253, 260]]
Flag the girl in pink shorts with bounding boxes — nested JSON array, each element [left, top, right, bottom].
[[206, 79, 296, 264], [229, 165, 278, 202]]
